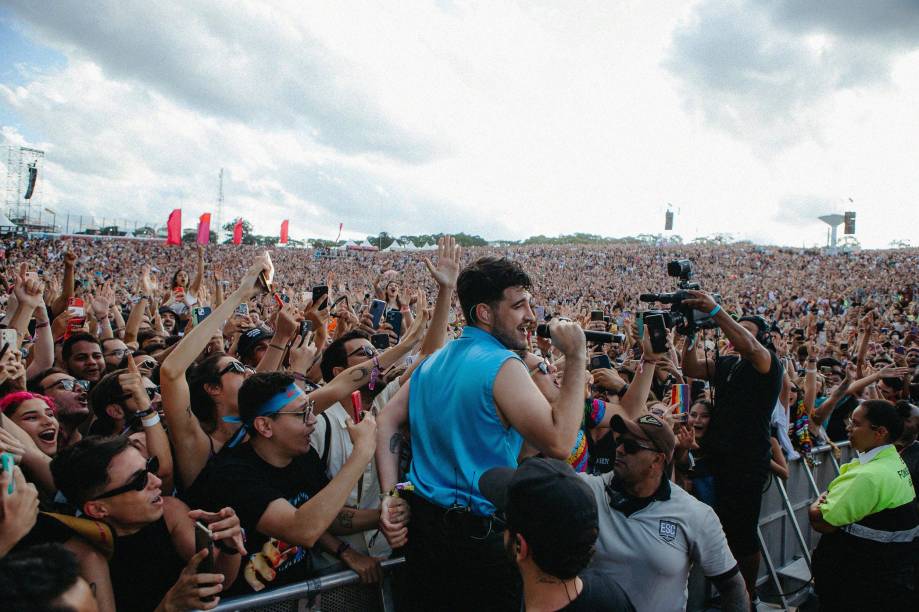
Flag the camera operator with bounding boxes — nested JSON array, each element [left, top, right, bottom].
[[680, 291, 784, 600]]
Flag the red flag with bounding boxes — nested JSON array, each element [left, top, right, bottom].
[[232, 219, 243, 245], [197, 213, 211, 245], [280, 220, 289, 244], [166, 209, 181, 245], [335, 222, 343, 242]]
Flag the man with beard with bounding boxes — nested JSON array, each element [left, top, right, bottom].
[[28, 368, 90, 449], [61, 332, 106, 385], [375, 256, 588, 612], [580, 414, 748, 612]]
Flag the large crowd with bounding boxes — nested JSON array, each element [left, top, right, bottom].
[[0, 234, 916, 611]]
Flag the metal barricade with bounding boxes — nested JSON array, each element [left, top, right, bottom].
[[753, 441, 854, 610], [207, 557, 404, 612]]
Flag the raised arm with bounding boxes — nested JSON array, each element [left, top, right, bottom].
[[420, 236, 460, 357], [683, 291, 772, 374], [49, 248, 76, 318], [188, 244, 206, 296], [494, 320, 587, 459], [160, 254, 272, 488]]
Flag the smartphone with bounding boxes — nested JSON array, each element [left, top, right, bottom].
[[371, 333, 390, 350], [369, 299, 387, 328], [300, 320, 313, 338], [279, 293, 291, 304], [234, 303, 249, 317], [192, 307, 212, 325], [312, 285, 329, 310], [895, 346, 906, 355], [690, 379, 706, 401], [611, 333, 625, 344], [589, 354, 612, 370], [671, 383, 691, 417], [194, 521, 215, 600], [0, 329, 17, 351], [590, 310, 604, 322], [1, 452, 14, 494], [645, 313, 668, 353], [351, 390, 363, 423], [534, 306, 545, 321], [386, 310, 403, 339], [840, 342, 849, 351]]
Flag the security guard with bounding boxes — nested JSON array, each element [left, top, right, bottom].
[[810, 400, 919, 610]]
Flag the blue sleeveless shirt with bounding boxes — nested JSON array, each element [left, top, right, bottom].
[[406, 325, 524, 516]]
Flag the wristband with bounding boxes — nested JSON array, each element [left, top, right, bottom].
[[805, 368, 817, 374], [34, 321, 49, 330], [708, 304, 722, 317], [141, 413, 161, 428], [616, 384, 630, 398], [335, 541, 351, 558]]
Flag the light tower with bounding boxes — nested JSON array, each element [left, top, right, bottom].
[[818, 214, 845, 255]]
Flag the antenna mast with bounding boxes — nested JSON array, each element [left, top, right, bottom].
[[216, 168, 224, 242]]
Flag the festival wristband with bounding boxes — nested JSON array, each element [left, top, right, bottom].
[[141, 413, 161, 428], [708, 304, 722, 317]]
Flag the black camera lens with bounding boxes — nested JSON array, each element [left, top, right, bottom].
[[667, 259, 692, 279]]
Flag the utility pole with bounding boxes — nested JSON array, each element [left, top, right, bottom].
[[216, 168, 224, 243]]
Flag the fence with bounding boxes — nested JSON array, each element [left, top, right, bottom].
[[211, 444, 855, 612], [207, 557, 404, 612]]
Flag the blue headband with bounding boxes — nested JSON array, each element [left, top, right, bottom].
[[223, 383, 304, 448]]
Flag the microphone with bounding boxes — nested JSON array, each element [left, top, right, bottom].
[[535, 323, 614, 345]]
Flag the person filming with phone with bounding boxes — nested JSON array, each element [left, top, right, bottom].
[[679, 291, 784, 602]]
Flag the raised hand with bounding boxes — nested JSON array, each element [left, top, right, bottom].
[[423, 236, 461, 289]]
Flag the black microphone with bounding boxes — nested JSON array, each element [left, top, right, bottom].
[[535, 323, 614, 345]]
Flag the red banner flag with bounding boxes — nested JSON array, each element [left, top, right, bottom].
[[232, 219, 243, 245], [166, 209, 181, 245], [197, 213, 211, 245], [280, 220, 289, 244]]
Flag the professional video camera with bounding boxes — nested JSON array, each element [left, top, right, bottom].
[[639, 259, 722, 335]]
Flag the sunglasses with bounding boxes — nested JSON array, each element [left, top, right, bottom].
[[104, 348, 134, 359], [219, 361, 252, 377], [46, 378, 90, 393], [137, 360, 157, 370], [91, 456, 159, 500], [347, 345, 378, 359], [615, 436, 659, 455]]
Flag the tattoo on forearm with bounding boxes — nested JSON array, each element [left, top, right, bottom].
[[389, 432, 404, 455], [337, 510, 354, 529], [350, 367, 370, 382]]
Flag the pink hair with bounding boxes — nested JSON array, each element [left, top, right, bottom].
[[0, 391, 56, 417]]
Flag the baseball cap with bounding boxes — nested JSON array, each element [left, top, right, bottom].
[[236, 325, 274, 359], [479, 458, 598, 561], [610, 413, 676, 461]]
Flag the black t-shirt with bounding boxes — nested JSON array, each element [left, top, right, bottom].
[[704, 352, 783, 472], [109, 517, 186, 612], [825, 395, 859, 442], [536, 568, 635, 611], [186, 443, 329, 596]]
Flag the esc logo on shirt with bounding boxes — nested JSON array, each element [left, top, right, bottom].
[[659, 520, 678, 542]]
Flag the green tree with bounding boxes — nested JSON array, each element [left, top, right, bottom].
[[182, 229, 217, 244]]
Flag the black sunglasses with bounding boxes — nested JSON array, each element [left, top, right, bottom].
[[91, 456, 159, 500], [46, 379, 91, 393], [615, 436, 659, 455], [218, 361, 252, 376], [347, 345, 378, 359]]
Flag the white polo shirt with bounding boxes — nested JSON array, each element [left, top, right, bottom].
[[310, 380, 401, 557], [580, 472, 737, 612]]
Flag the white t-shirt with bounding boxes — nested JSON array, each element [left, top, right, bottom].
[[580, 472, 737, 612], [310, 379, 401, 557]]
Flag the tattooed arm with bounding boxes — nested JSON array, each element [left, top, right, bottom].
[[375, 381, 411, 548], [327, 507, 382, 535]]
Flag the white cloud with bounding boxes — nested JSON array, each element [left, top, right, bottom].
[[1, 0, 918, 247]]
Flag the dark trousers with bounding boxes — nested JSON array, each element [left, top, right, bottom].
[[399, 493, 521, 612]]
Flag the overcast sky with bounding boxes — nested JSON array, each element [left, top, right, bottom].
[[1, 1, 918, 248]]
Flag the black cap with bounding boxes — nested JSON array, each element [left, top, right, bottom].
[[236, 325, 274, 359], [480, 458, 598, 554]]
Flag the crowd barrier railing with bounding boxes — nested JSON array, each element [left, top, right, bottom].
[[205, 557, 404, 612], [211, 444, 853, 612], [752, 441, 852, 610]]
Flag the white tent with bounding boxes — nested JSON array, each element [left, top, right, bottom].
[[0, 213, 18, 229]]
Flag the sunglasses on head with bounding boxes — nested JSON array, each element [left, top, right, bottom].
[[615, 436, 659, 455], [91, 456, 159, 500], [137, 359, 157, 370]]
